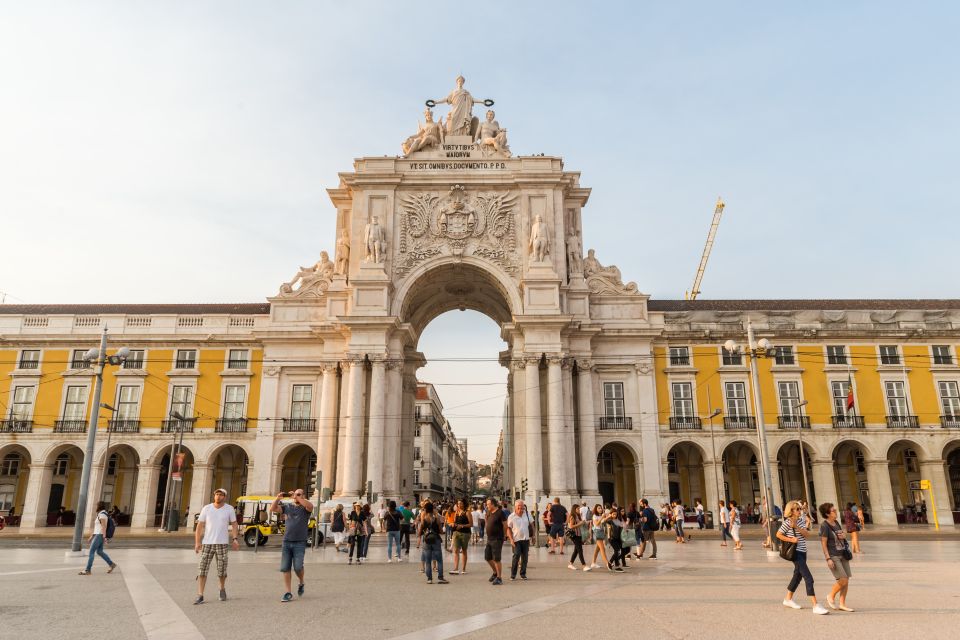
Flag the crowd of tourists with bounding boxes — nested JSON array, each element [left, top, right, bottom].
[[73, 485, 863, 616]]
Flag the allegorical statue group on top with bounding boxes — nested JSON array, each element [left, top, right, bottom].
[[401, 75, 510, 158]]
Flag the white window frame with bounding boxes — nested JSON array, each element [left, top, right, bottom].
[[1, 453, 21, 476], [222, 384, 248, 419], [777, 380, 802, 416], [290, 384, 313, 419], [829, 378, 856, 417], [602, 381, 625, 418], [175, 349, 198, 369], [169, 384, 195, 419], [671, 381, 695, 417], [17, 350, 41, 370], [937, 379, 960, 417], [115, 385, 142, 421], [724, 381, 749, 417], [879, 345, 901, 366], [10, 385, 37, 421], [61, 385, 89, 421], [932, 345, 954, 366], [122, 349, 146, 369], [227, 348, 250, 370], [720, 346, 742, 366], [53, 453, 70, 476], [668, 346, 691, 367], [773, 346, 795, 366], [884, 380, 909, 417], [826, 345, 847, 366]]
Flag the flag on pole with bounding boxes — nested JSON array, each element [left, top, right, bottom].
[[846, 374, 855, 415]]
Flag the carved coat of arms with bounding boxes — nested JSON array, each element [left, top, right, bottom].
[[396, 185, 518, 276]]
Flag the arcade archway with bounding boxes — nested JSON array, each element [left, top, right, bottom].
[[597, 442, 637, 506]]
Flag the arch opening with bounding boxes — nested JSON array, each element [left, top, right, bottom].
[[597, 442, 637, 507], [667, 442, 706, 508]]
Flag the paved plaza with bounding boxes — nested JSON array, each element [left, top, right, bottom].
[[2, 534, 959, 639]]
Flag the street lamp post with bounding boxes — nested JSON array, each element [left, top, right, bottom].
[[70, 328, 130, 553], [97, 403, 117, 506], [705, 406, 723, 523], [159, 410, 187, 532], [724, 318, 777, 554], [795, 400, 812, 517]]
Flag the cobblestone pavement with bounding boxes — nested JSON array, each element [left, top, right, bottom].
[[2, 538, 958, 639]]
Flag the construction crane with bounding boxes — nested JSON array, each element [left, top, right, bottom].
[[685, 197, 726, 300]]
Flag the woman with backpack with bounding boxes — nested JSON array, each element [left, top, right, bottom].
[[79, 501, 117, 575], [777, 500, 829, 615], [420, 502, 449, 584], [566, 507, 590, 571]]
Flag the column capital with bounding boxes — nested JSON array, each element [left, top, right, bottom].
[[318, 361, 340, 374], [369, 355, 387, 368], [918, 459, 946, 466], [634, 362, 652, 376], [384, 358, 403, 371], [342, 355, 366, 368], [575, 358, 594, 372], [545, 354, 565, 367], [263, 366, 281, 378]]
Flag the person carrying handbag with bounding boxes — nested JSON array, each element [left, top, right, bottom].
[[818, 502, 854, 612], [777, 500, 828, 615]]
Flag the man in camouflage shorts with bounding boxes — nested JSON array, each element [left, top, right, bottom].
[[194, 488, 239, 605]]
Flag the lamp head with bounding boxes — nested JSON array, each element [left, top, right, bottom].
[[115, 347, 131, 359], [709, 408, 722, 418], [83, 348, 100, 361], [723, 339, 737, 353], [757, 338, 771, 350], [797, 400, 809, 408]]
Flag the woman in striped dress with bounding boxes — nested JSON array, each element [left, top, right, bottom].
[[777, 500, 829, 615]]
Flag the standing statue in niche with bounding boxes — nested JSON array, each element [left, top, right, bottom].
[[429, 75, 490, 137], [364, 216, 387, 264], [334, 228, 350, 275], [566, 232, 583, 274], [401, 108, 444, 157], [528, 214, 550, 262], [475, 110, 510, 157]]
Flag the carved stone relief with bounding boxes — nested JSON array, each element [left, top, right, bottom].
[[396, 185, 518, 277], [582, 248, 639, 295], [278, 251, 334, 298]]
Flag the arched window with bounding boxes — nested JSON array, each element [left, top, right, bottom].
[[1, 453, 21, 476], [667, 451, 678, 474], [904, 449, 919, 473], [854, 449, 865, 473], [54, 453, 69, 476]]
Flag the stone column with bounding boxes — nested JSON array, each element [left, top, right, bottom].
[[250, 366, 281, 494], [769, 459, 783, 509], [524, 357, 544, 496], [635, 362, 666, 503], [18, 463, 53, 530], [365, 358, 387, 497], [811, 459, 839, 512], [316, 363, 340, 498], [865, 459, 897, 525], [382, 359, 403, 499], [576, 361, 599, 500], [339, 356, 366, 498], [188, 464, 213, 526], [919, 460, 953, 527], [702, 460, 722, 526], [546, 355, 567, 495], [85, 461, 107, 529], [130, 464, 161, 529], [561, 358, 578, 493]]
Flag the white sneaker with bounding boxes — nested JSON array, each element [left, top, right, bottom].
[[582, 566, 592, 572], [812, 604, 830, 615], [386, 558, 392, 563], [590, 563, 599, 569], [567, 564, 576, 570], [782, 599, 802, 610]]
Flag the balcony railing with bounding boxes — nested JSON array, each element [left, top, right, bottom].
[[282, 418, 316, 432], [175, 359, 197, 369], [777, 415, 811, 429], [108, 419, 141, 433], [940, 415, 960, 429], [227, 359, 249, 369], [886, 415, 919, 428], [669, 355, 691, 366], [216, 418, 248, 432], [17, 359, 40, 370], [669, 416, 702, 430], [70, 359, 89, 369], [598, 416, 632, 430], [724, 416, 756, 430], [54, 419, 88, 433], [122, 358, 144, 370], [832, 415, 865, 429], [161, 418, 196, 433], [1, 419, 33, 433]]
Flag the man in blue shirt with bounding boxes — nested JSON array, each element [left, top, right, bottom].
[[638, 498, 658, 560], [271, 489, 313, 603]]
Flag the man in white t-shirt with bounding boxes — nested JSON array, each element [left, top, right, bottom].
[[471, 505, 483, 543], [377, 503, 386, 533], [579, 502, 592, 543], [718, 500, 730, 547], [506, 500, 532, 581], [194, 488, 239, 605]]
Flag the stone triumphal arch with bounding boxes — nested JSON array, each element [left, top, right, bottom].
[[264, 77, 663, 508]]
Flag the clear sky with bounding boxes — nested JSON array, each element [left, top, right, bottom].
[[2, 2, 958, 461]]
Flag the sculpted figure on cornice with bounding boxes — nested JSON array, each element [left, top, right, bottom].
[[583, 248, 639, 295], [364, 216, 387, 264], [475, 110, 511, 158], [529, 215, 550, 263], [401, 108, 444, 157], [431, 75, 487, 138], [396, 185, 518, 276], [278, 251, 334, 297], [334, 229, 350, 276]]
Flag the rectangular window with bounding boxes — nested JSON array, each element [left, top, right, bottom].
[[170, 385, 193, 418], [71, 349, 88, 369], [1, 456, 20, 476], [939, 381, 960, 417], [63, 386, 88, 420], [671, 382, 694, 417], [223, 385, 245, 419], [11, 387, 36, 420], [827, 345, 847, 365], [773, 346, 795, 366], [415, 425, 421, 437], [106, 454, 118, 476], [933, 346, 953, 366], [831, 380, 851, 416], [603, 382, 625, 418], [175, 349, 197, 369], [413, 470, 421, 485], [290, 384, 312, 419], [116, 386, 140, 420], [880, 345, 900, 365], [777, 381, 801, 415], [669, 346, 690, 366], [414, 446, 421, 461], [18, 350, 40, 369], [122, 350, 145, 369], [228, 349, 249, 369], [725, 382, 748, 417], [884, 380, 908, 416], [721, 347, 742, 366], [53, 456, 69, 476]]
